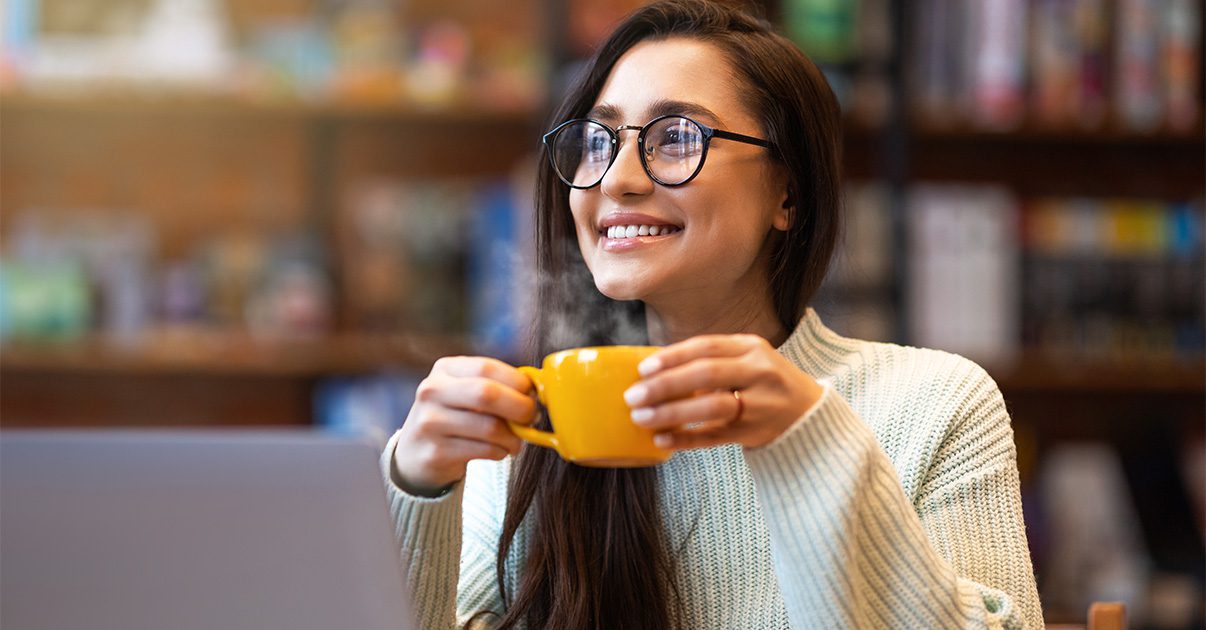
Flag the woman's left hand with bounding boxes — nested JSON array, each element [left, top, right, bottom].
[[623, 334, 826, 451]]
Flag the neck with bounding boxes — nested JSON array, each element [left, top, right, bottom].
[[643, 283, 788, 348]]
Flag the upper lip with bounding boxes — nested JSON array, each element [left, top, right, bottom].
[[597, 212, 683, 234]]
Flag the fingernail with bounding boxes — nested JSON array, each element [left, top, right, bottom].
[[624, 384, 648, 406], [653, 434, 672, 448], [630, 407, 654, 424], [638, 357, 661, 376]]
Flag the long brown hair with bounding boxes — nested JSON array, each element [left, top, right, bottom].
[[491, 2, 842, 627]]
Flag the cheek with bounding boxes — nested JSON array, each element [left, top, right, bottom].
[[567, 191, 599, 270], [568, 191, 595, 235]]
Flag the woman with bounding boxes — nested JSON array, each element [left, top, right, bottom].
[[384, 1, 1042, 628]]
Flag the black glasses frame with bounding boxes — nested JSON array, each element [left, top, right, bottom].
[[541, 114, 777, 189]]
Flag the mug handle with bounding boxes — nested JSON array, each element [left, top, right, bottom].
[[509, 366, 559, 451]]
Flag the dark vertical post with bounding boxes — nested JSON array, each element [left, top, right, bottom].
[[884, 0, 911, 343]]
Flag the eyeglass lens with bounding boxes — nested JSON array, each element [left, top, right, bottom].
[[551, 116, 707, 187]]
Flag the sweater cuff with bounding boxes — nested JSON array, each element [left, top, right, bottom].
[[747, 380, 836, 453], [380, 429, 464, 551], [742, 381, 870, 482]]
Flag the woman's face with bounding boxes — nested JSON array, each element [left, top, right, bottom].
[[569, 37, 789, 307]]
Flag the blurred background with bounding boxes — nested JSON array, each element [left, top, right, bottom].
[[0, 0, 1202, 626]]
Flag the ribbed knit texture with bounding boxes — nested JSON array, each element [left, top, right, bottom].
[[381, 309, 1043, 629]]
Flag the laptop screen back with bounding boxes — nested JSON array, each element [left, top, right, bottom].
[[1, 430, 415, 630]]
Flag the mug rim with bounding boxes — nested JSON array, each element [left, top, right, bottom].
[[540, 345, 659, 369], [544, 344, 658, 360]]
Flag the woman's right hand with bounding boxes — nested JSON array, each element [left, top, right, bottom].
[[392, 356, 536, 496]]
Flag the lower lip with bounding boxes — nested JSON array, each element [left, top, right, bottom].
[[600, 230, 682, 252]]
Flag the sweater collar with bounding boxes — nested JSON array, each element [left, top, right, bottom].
[[775, 308, 861, 379]]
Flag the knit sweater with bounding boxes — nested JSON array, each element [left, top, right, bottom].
[[380, 309, 1044, 629]]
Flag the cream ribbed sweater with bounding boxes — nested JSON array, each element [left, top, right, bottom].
[[381, 309, 1044, 628]]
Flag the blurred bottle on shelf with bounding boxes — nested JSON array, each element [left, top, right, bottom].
[[0, 211, 155, 344], [405, 20, 470, 107], [244, 234, 334, 341], [0, 0, 548, 111], [0, 260, 90, 342], [339, 179, 473, 336]]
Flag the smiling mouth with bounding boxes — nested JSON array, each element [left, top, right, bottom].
[[600, 224, 683, 239]]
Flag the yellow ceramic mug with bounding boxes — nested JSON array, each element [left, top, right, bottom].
[[511, 346, 672, 468]]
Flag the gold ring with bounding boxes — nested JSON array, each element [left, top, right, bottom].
[[731, 389, 743, 423]]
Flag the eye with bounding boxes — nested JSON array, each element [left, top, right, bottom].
[[651, 121, 703, 159], [584, 129, 612, 162]]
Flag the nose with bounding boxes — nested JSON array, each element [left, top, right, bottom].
[[600, 127, 654, 200]]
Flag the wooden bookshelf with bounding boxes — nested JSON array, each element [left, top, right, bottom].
[[0, 89, 541, 124], [989, 355, 1206, 394], [904, 124, 1205, 199], [0, 330, 467, 377], [0, 330, 469, 427], [4, 332, 1200, 393]]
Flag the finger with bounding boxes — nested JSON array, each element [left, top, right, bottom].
[[626, 357, 756, 407], [420, 435, 514, 467], [637, 334, 763, 376], [417, 375, 537, 425], [422, 407, 524, 455], [630, 389, 741, 431], [431, 356, 533, 394]]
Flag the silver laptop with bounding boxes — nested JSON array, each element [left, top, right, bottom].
[[1, 429, 416, 630]]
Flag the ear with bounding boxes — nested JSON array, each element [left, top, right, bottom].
[[773, 188, 794, 231]]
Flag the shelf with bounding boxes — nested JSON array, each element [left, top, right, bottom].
[[0, 89, 541, 125], [987, 355, 1205, 394], [4, 333, 1201, 394], [907, 134, 1203, 199], [0, 329, 470, 378]]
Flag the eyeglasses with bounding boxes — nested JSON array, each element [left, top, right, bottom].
[[542, 114, 776, 189]]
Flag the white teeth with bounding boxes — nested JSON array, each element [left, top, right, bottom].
[[604, 224, 681, 239]]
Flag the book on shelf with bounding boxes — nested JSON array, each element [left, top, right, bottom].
[[967, 0, 1029, 129], [909, 0, 1201, 132], [1031, 0, 1109, 128], [1022, 198, 1205, 361], [907, 184, 1020, 363], [814, 182, 896, 343]]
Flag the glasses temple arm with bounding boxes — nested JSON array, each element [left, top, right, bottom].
[[710, 129, 775, 149]]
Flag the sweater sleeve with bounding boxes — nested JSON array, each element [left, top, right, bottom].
[[742, 375, 1043, 629], [380, 430, 509, 629]]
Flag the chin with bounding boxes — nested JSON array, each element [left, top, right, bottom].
[[593, 274, 647, 302]]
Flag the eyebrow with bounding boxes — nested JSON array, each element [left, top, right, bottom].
[[587, 99, 725, 127]]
